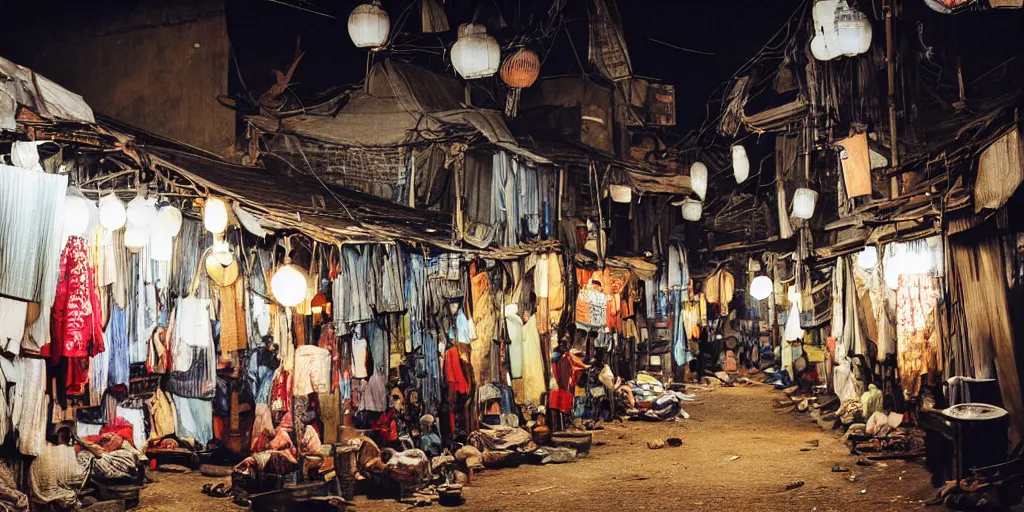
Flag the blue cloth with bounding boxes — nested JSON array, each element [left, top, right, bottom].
[[170, 393, 213, 445], [246, 346, 276, 404], [107, 305, 130, 389]]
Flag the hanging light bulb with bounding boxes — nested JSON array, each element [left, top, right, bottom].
[[98, 194, 127, 231], [124, 222, 148, 251], [857, 245, 878, 269], [690, 161, 708, 200], [271, 263, 309, 308], [63, 195, 92, 237], [126, 194, 158, 227], [311, 292, 329, 315], [451, 24, 500, 79], [681, 199, 703, 222], [204, 197, 228, 234], [732, 145, 750, 184], [149, 233, 173, 262], [792, 188, 819, 219], [749, 275, 773, 301], [608, 184, 632, 203], [348, 1, 390, 49], [155, 205, 183, 238]]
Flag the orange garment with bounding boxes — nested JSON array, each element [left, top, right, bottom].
[[219, 280, 248, 354]]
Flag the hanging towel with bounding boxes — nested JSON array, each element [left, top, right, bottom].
[[975, 127, 1023, 213]]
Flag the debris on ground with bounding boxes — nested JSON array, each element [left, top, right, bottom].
[[785, 481, 805, 491], [729, 455, 741, 462], [666, 438, 683, 447], [832, 464, 849, 473], [646, 439, 665, 450]]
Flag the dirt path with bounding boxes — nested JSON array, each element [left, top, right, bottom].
[[138, 385, 937, 511]]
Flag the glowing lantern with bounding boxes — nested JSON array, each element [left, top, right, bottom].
[[311, 292, 329, 315], [99, 194, 126, 231], [681, 199, 703, 222], [271, 263, 309, 308], [690, 161, 708, 200], [155, 205, 183, 238], [750, 275, 773, 301], [348, 1, 390, 49], [500, 48, 541, 89], [609, 184, 632, 203], [835, 1, 872, 56], [792, 188, 818, 220], [451, 24, 500, 80], [204, 197, 228, 234], [732, 145, 750, 184], [126, 195, 157, 227], [150, 233, 173, 262], [857, 245, 878, 269], [124, 222, 148, 251], [924, 0, 973, 13], [63, 195, 92, 237]]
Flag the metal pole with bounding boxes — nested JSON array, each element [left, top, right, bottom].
[[884, 0, 901, 198]]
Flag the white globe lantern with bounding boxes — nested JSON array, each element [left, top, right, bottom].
[[63, 195, 92, 237], [836, 1, 872, 57], [681, 199, 703, 222], [732, 145, 750, 184], [348, 1, 390, 49], [150, 233, 173, 262], [98, 194, 127, 231], [792, 188, 819, 220], [271, 264, 309, 308], [126, 195, 158, 227], [689, 161, 708, 200], [451, 24, 500, 80], [857, 245, 878, 269], [124, 222, 148, 251], [749, 275, 773, 301], [884, 252, 904, 290], [608, 184, 632, 203], [204, 197, 229, 234], [155, 205, 183, 238]]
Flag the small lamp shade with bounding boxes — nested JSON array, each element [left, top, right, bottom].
[[311, 292, 329, 314], [126, 195, 157, 227], [732, 145, 750, 184], [63, 196, 92, 237], [124, 222, 148, 252], [792, 188, 818, 219], [857, 245, 878, 269], [99, 194, 127, 231], [608, 184, 632, 203], [150, 233, 173, 262], [271, 264, 309, 307], [500, 48, 541, 89], [749, 275, 773, 301], [451, 24, 500, 79], [681, 199, 703, 221], [690, 161, 708, 200], [348, 1, 390, 49], [204, 197, 229, 234], [155, 205, 183, 238]]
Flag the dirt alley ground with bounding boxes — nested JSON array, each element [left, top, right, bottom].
[[138, 385, 939, 512]]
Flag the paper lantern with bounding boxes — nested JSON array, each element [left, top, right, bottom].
[[811, 0, 842, 61], [150, 233, 173, 262], [500, 48, 541, 89], [609, 184, 632, 203], [204, 197, 228, 234], [792, 188, 818, 219], [271, 264, 308, 307], [348, 1, 390, 49], [63, 195, 92, 237], [99, 194, 126, 230], [155, 205, 183, 238], [126, 195, 158, 227], [690, 161, 708, 200], [681, 200, 702, 222], [857, 245, 878, 269], [810, 35, 838, 61], [749, 275, 773, 301], [124, 222, 148, 251], [732, 145, 750, 184], [451, 24, 500, 79], [835, 1, 872, 56]]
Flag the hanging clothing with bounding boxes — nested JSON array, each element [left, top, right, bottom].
[[702, 270, 735, 316], [549, 351, 587, 413], [895, 274, 940, 399], [218, 280, 247, 354], [170, 393, 213, 445], [29, 443, 88, 508], [547, 253, 565, 330], [167, 297, 216, 399], [318, 323, 340, 392], [45, 236, 105, 396], [292, 345, 331, 397], [342, 246, 373, 324], [520, 315, 546, 405], [370, 244, 406, 313], [12, 356, 48, 456], [470, 271, 495, 383], [504, 304, 524, 379], [444, 345, 470, 395], [0, 297, 26, 356], [105, 305, 129, 391], [351, 330, 369, 379]]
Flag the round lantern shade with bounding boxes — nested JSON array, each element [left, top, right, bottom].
[[311, 292, 329, 314], [609, 184, 632, 203], [348, 2, 390, 49], [690, 161, 708, 200], [63, 195, 92, 237], [500, 48, 541, 89], [204, 197, 229, 234], [857, 245, 878, 269], [836, 1, 872, 56], [681, 200, 703, 222], [792, 188, 819, 220], [750, 275, 773, 301], [732, 145, 750, 184], [99, 194, 127, 231], [271, 264, 309, 307], [451, 24, 500, 79], [810, 35, 839, 61], [124, 222, 148, 251], [155, 205, 183, 238], [126, 195, 158, 227], [150, 233, 173, 262]]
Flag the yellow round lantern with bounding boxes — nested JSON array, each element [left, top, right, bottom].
[[500, 48, 540, 89]]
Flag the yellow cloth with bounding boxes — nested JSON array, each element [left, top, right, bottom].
[[702, 271, 735, 316], [218, 279, 248, 354], [471, 272, 495, 383], [521, 315, 546, 405], [547, 253, 565, 330]]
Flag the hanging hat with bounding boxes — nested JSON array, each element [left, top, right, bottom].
[[205, 251, 239, 286]]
